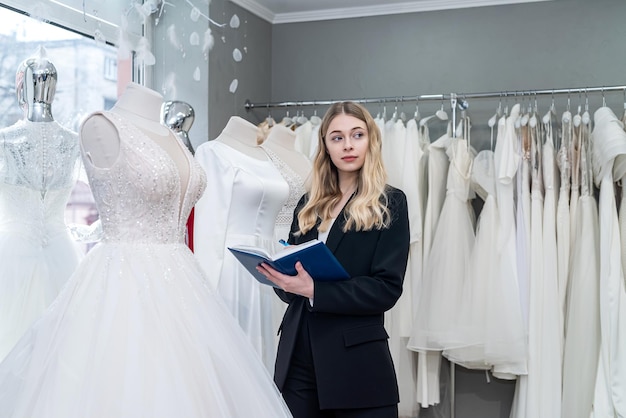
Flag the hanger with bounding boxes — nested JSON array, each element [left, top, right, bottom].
[[573, 91, 582, 127], [281, 110, 294, 127], [413, 99, 421, 122], [419, 99, 449, 127], [310, 108, 321, 125], [529, 93, 538, 128], [561, 91, 572, 125], [578, 89, 590, 126], [520, 92, 532, 126], [542, 91, 556, 125], [488, 94, 503, 128], [265, 104, 275, 127]]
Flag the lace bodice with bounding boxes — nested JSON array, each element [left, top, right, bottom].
[[260, 145, 306, 231], [81, 112, 206, 244], [0, 120, 80, 244]]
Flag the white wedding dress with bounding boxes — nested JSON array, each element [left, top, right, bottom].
[[0, 119, 82, 361], [0, 112, 292, 418]]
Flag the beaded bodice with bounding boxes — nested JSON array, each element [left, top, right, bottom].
[[81, 112, 206, 244], [0, 119, 80, 243]]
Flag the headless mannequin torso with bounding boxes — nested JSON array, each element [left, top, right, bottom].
[[261, 124, 312, 183], [80, 83, 190, 195], [214, 116, 269, 161]]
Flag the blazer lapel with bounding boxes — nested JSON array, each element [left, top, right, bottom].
[[325, 192, 356, 252]]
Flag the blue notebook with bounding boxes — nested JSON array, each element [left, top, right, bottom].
[[228, 239, 350, 288]]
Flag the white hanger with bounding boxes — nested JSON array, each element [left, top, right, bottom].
[[542, 93, 556, 125], [413, 101, 421, 122], [419, 101, 448, 127], [529, 95, 538, 128], [488, 96, 502, 128]]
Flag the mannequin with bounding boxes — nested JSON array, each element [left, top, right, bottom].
[[0, 82, 293, 418], [16, 45, 56, 122], [0, 47, 81, 361], [161, 100, 196, 155], [213, 115, 271, 160], [258, 123, 312, 349], [194, 115, 290, 371], [81, 83, 189, 198], [261, 123, 312, 188], [160, 100, 198, 250]]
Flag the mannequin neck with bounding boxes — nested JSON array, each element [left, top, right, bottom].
[[263, 124, 296, 150], [26, 103, 54, 122], [218, 116, 259, 147], [111, 83, 168, 136]]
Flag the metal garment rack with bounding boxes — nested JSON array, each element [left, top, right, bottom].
[[248, 83, 626, 418], [245, 85, 626, 110], [246, 85, 626, 138]]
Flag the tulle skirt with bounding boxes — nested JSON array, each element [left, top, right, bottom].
[[409, 194, 475, 351], [0, 229, 80, 361], [0, 241, 292, 418]]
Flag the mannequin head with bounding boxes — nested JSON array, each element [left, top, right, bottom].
[[161, 100, 195, 154], [15, 46, 57, 122]]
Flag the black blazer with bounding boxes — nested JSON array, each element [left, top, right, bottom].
[[274, 185, 410, 410]]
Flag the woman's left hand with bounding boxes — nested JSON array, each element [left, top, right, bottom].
[[257, 261, 314, 299]]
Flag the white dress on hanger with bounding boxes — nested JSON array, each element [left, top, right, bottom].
[[537, 117, 563, 418], [386, 117, 422, 418], [409, 135, 475, 351], [408, 124, 446, 408], [382, 117, 407, 189], [556, 114, 571, 329], [445, 147, 526, 376], [0, 119, 82, 361], [194, 138, 289, 371], [590, 107, 626, 417], [0, 112, 292, 418], [561, 119, 600, 418]]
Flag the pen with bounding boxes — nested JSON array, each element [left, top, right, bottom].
[[279, 239, 289, 246]]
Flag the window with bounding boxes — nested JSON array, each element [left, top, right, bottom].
[[0, 2, 137, 253], [104, 56, 117, 81]]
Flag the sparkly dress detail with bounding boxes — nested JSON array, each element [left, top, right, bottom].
[[0, 119, 81, 361], [0, 111, 292, 418]]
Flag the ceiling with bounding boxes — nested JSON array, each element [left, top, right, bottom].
[[228, 0, 552, 24]]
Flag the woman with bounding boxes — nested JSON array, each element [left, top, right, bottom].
[[257, 101, 410, 418]]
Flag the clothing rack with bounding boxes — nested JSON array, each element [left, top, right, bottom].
[[248, 83, 626, 418], [244, 85, 626, 110], [246, 84, 626, 139]]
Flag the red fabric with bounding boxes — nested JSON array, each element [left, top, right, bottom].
[[186, 207, 195, 252]]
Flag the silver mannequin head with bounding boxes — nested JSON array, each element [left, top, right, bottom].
[[161, 100, 195, 154], [16, 46, 57, 122]]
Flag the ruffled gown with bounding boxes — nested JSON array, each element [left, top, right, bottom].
[[0, 112, 292, 418]]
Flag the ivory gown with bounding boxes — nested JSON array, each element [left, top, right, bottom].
[[0, 119, 82, 361], [0, 111, 292, 417], [194, 129, 290, 371]]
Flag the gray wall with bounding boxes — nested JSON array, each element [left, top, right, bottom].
[[246, 0, 626, 153], [152, 2, 210, 150], [203, 1, 626, 417], [208, 0, 272, 140]]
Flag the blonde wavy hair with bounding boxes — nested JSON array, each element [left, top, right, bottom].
[[297, 101, 390, 234]]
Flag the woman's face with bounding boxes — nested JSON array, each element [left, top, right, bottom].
[[324, 113, 369, 179]]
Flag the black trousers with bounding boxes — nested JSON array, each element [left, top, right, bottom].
[[281, 311, 398, 418]]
